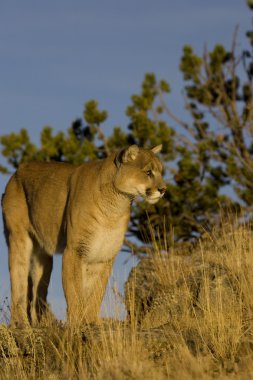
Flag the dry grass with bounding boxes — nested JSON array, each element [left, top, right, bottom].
[[1, 221, 253, 379]]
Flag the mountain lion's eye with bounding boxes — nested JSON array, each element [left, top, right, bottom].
[[146, 170, 153, 177]]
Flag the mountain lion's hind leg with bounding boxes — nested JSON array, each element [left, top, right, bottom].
[[28, 246, 54, 326], [8, 232, 33, 328]]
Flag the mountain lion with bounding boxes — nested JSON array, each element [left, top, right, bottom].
[[2, 144, 166, 327]]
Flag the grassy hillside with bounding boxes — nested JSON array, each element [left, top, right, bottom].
[[1, 221, 253, 379]]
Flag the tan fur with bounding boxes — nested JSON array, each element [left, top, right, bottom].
[[2, 145, 166, 327]]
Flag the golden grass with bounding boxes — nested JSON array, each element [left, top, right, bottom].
[[1, 220, 253, 379]]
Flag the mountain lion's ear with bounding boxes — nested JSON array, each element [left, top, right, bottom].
[[115, 145, 139, 168], [151, 144, 162, 154]]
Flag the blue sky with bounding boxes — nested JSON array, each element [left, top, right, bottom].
[[0, 0, 251, 320]]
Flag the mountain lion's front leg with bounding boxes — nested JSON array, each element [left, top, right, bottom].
[[62, 248, 114, 325]]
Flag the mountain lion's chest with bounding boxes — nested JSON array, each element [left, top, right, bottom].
[[87, 222, 127, 263]]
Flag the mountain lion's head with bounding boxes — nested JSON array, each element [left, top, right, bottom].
[[114, 145, 166, 204]]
